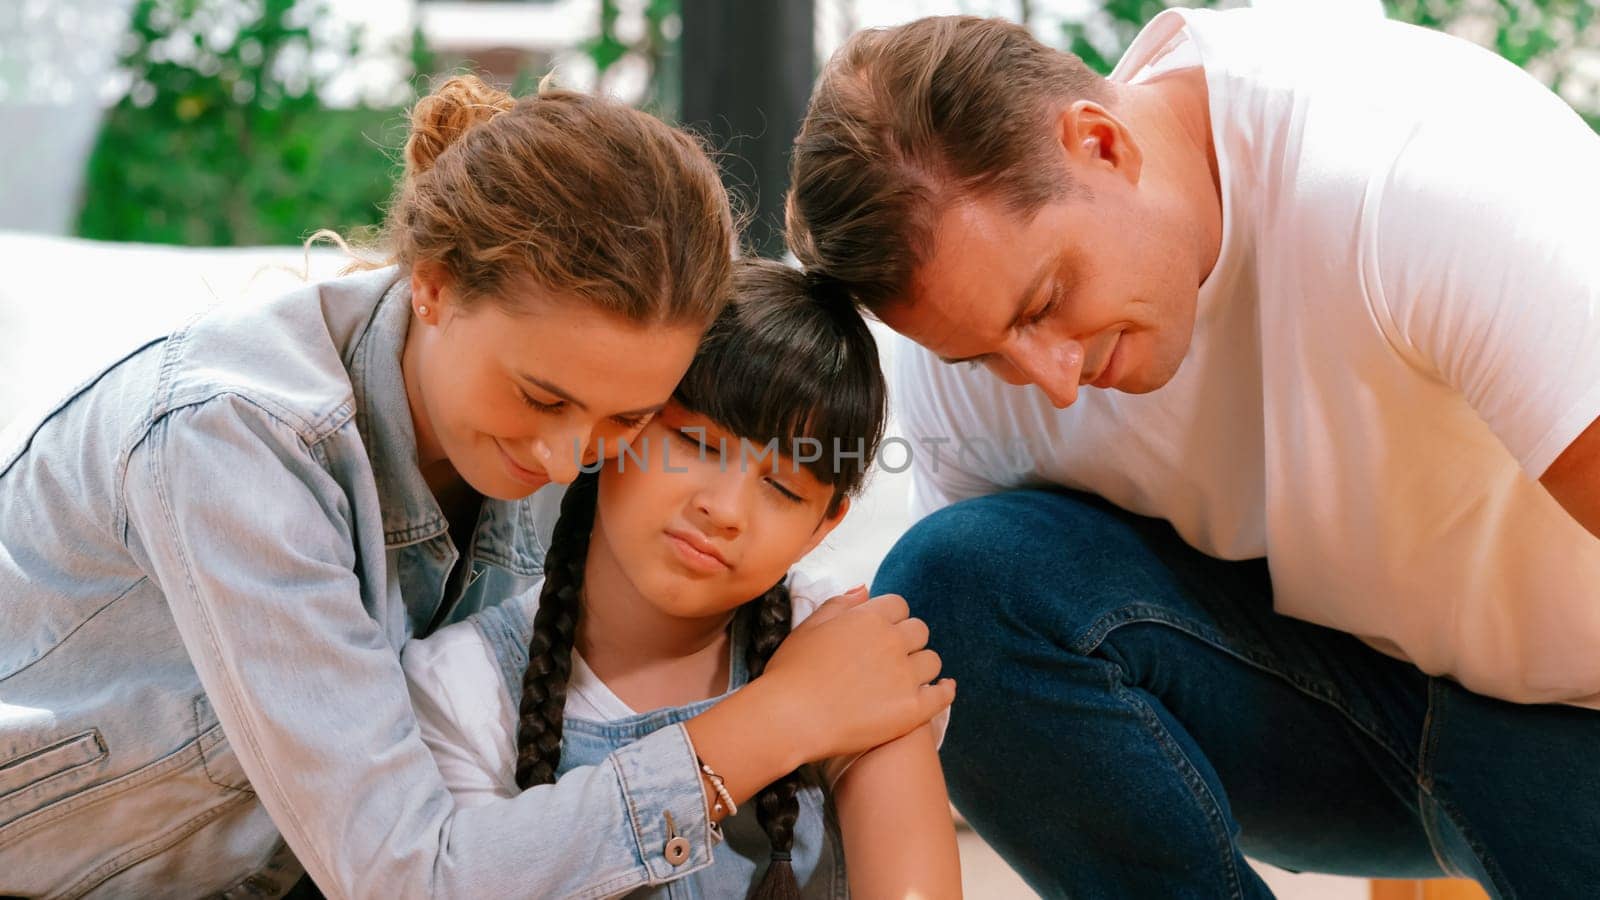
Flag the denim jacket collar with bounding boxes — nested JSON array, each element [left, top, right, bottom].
[[347, 271, 548, 582], [347, 273, 449, 548]]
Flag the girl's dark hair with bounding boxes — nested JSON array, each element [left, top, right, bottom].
[[513, 258, 888, 900]]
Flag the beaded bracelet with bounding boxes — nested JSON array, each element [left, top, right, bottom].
[[698, 759, 738, 818]]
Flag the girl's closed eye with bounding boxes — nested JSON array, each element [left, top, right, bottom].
[[674, 427, 730, 458], [763, 476, 804, 503]]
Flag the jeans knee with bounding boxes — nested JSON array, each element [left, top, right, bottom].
[[876, 494, 1030, 633], [876, 490, 1133, 632]]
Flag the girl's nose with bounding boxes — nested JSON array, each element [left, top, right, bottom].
[[692, 471, 746, 534]]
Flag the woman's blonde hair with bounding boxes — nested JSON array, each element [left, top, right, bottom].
[[353, 74, 735, 326]]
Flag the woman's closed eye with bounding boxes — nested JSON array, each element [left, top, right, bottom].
[[518, 389, 649, 430], [518, 388, 564, 414]]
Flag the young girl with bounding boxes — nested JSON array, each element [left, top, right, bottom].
[[403, 259, 963, 898]]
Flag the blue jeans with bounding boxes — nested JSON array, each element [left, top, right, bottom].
[[874, 489, 1600, 900]]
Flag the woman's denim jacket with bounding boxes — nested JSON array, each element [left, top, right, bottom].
[[0, 267, 718, 899]]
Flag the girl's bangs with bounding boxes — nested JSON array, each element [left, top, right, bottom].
[[671, 263, 886, 496]]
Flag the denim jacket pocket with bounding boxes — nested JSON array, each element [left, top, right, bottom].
[[0, 695, 262, 890], [0, 729, 109, 829], [192, 694, 252, 793]]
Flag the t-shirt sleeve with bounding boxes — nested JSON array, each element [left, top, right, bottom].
[[402, 621, 521, 809], [1371, 106, 1600, 478], [785, 569, 951, 789]]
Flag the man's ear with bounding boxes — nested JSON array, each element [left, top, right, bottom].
[[800, 496, 851, 558], [1056, 100, 1143, 186]]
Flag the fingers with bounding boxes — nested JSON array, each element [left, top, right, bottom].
[[909, 647, 943, 685], [860, 591, 911, 623], [833, 584, 870, 606], [917, 678, 957, 719], [894, 616, 930, 654], [799, 584, 869, 629]]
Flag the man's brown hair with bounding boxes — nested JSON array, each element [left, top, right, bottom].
[[786, 16, 1106, 312]]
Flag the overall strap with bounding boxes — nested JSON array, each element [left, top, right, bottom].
[[470, 592, 538, 701]]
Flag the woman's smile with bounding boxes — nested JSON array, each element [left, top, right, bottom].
[[495, 438, 550, 488]]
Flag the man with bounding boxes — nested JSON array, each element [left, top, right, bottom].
[[787, 8, 1600, 898]]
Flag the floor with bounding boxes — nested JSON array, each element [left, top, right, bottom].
[[958, 826, 1366, 899]]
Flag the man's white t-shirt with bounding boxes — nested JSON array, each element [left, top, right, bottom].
[[898, 8, 1600, 707], [402, 569, 947, 808]]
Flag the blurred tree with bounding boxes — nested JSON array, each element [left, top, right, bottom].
[[76, 0, 428, 246], [1061, 0, 1597, 132], [1386, 0, 1598, 131], [567, 0, 682, 118]]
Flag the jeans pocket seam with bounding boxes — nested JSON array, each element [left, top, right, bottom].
[[1085, 606, 1416, 776], [1414, 685, 1514, 899]]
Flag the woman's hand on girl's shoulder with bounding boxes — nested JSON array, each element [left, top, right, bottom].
[[762, 590, 955, 763]]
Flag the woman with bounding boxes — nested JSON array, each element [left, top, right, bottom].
[[0, 76, 950, 898]]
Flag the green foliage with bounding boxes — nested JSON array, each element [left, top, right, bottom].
[[584, 0, 682, 119], [76, 0, 425, 246], [77, 0, 1594, 247], [1385, 0, 1599, 130], [1063, 0, 1598, 131]]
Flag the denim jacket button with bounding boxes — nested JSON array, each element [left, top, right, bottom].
[[664, 836, 691, 866]]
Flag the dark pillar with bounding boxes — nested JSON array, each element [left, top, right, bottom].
[[679, 0, 815, 259]]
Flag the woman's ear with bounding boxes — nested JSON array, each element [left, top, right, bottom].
[[410, 259, 451, 323], [799, 496, 851, 558]]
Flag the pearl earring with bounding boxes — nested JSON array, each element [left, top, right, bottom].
[[416, 304, 430, 317]]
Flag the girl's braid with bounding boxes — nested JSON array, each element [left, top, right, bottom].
[[742, 579, 805, 900], [514, 472, 599, 789]]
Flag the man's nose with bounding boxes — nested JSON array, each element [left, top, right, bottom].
[[1002, 337, 1084, 409]]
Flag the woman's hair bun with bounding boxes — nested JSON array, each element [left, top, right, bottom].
[[404, 74, 516, 175]]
